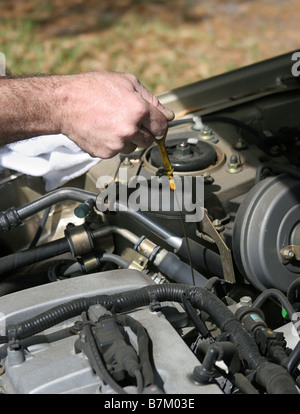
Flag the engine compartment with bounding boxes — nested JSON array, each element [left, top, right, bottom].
[[0, 52, 300, 394]]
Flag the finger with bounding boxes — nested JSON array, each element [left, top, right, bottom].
[[130, 76, 175, 121], [138, 99, 170, 138], [131, 126, 155, 148], [120, 141, 138, 154]]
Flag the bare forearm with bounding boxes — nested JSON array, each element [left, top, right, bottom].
[[0, 76, 61, 145]]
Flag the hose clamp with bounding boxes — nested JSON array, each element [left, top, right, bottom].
[[64, 224, 94, 258]]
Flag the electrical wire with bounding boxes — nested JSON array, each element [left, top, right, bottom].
[[29, 206, 51, 248]]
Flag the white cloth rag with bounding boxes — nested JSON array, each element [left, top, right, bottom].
[[0, 134, 100, 191]]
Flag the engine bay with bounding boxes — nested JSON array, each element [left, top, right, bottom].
[[0, 52, 300, 394]]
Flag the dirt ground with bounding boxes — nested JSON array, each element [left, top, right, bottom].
[[0, 0, 299, 93]]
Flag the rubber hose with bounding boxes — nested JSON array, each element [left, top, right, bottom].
[[253, 288, 296, 321], [287, 278, 300, 305], [156, 251, 208, 286], [0, 237, 70, 277], [176, 237, 223, 278], [100, 253, 130, 269]]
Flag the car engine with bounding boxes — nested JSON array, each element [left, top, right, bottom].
[[0, 52, 300, 395]]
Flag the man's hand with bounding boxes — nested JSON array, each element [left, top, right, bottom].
[[57, 72, 174, 158], [0, 72, 174, 159]]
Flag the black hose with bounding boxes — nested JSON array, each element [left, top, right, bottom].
[[156, 251, 208, 286], [233, 373, 260, 394], [0, 237, 70, 277], [5, 284, 298, 394], [287, 340, 300, 374], [252, 288, 296, 322], [287, 278, 300, 305], [176, 237, 223, 278]]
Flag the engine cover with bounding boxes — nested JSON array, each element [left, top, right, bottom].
[[0, 270, 221, 394]]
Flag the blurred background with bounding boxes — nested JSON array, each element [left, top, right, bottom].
[[0, 0, 299, 94]]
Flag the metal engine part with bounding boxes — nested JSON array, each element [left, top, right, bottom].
[[232, 174, 300, 292], [0, 270, 220, 394]]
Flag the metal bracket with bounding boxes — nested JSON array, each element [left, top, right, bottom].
[[196, 210, 235, 284]]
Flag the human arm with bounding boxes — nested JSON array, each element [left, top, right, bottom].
[[0, 72, 174, 158]]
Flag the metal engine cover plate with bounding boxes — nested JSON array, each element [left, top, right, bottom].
[[233, 174, 300, 292]]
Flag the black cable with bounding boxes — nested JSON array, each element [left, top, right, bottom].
[[202, 115, 262, 141], [181, 293, 209, 338], [116, 314, 155, 388], [29, 206, 51, 248]]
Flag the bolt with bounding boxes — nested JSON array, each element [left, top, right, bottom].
[[233, 138, 248, 150], [239, 296, 252, 307], [212, 219, 224, 231], [283, 248, 295, 260], [174, 141, 192, 159], [202, 173, 214, 184], [230, 154, 238, 164], [228, 154, 242, 173], [200, 125, 214, 141], [122, 157, 132, 167]]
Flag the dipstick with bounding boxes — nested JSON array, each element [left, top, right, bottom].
[[154, 131, 175, 190]]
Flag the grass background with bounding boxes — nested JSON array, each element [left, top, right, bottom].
[[0, 0, 299, 94]]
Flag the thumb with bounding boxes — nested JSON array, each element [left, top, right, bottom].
[[156, 102, 175, 121]]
